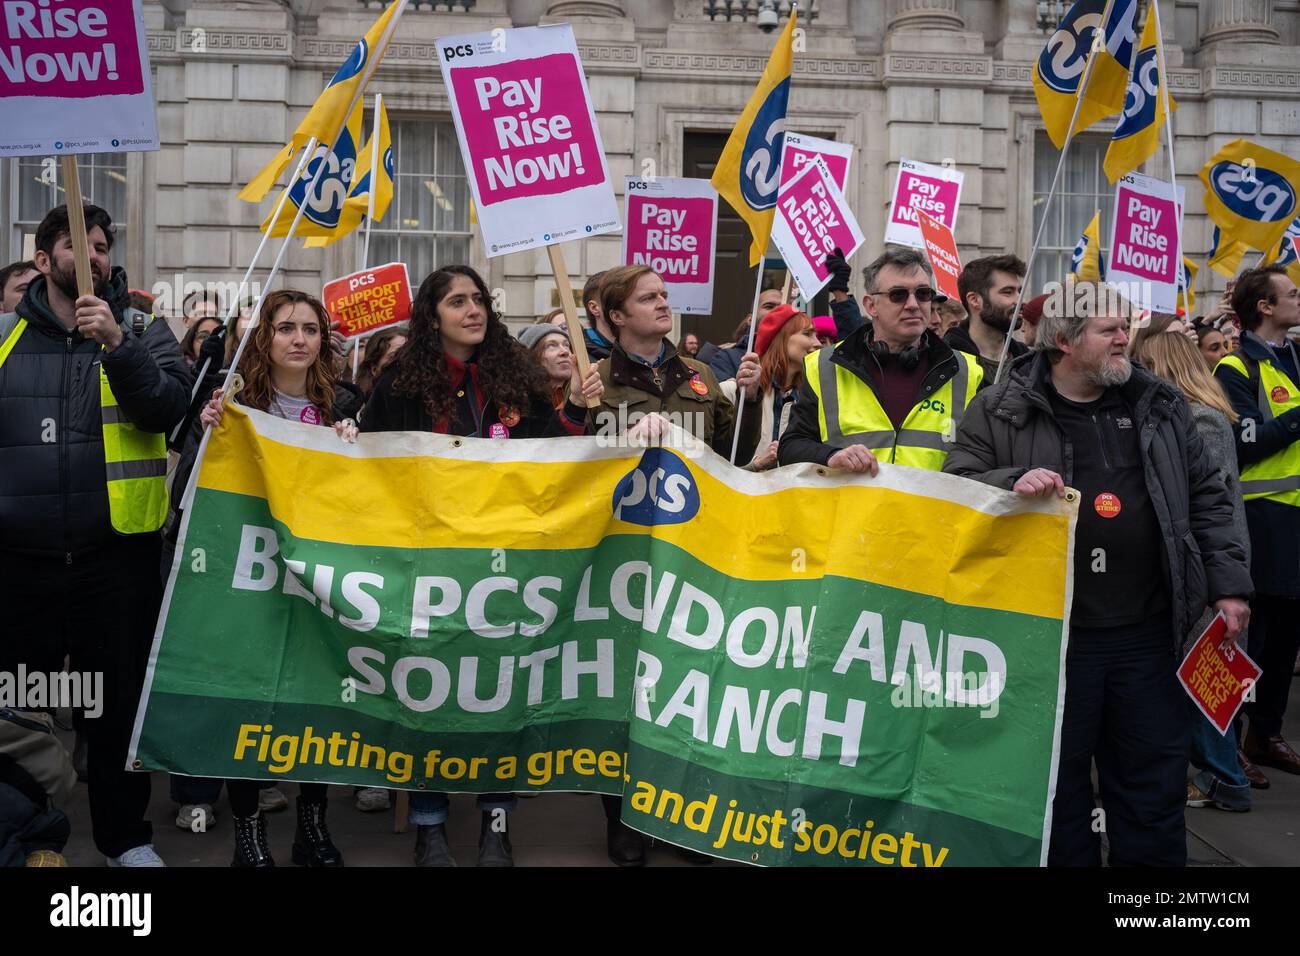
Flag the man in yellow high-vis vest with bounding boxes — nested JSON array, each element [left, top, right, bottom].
[[1214, 265, 1300, 781], [779, 247, 983, 474], [0, 204, 190, 867]]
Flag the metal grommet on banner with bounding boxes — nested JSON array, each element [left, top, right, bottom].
[[451, 438, 463, 448], [751, 851, 759, 863], [132, 759, 143, 770], [228, 371, 245, 400], [417, 783, 427, 790], [1064, 488, 1080, 504], [816, 467, 827, 477]]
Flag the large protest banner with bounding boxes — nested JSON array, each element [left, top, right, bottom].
[[622, 176, 718, 315], [436, 24, 620, 257], [131, 405, 1076, 867], [0, 0, 159, 155]]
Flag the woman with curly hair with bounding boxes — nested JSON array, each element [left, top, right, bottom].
[[360, 265, 600, 868], [361, 265, 599, 439], [194, 290, 360, 867]]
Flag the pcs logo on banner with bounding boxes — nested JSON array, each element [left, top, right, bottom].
[[1209, 162, 1297, 226], [612, 449, 700, 526], [739, 77, 790, 212]]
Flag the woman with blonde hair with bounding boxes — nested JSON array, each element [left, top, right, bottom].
[[1136, 331, 1252, 813]]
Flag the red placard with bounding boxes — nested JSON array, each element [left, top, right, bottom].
[[915, 209, 962, 303], [322, 262, 412, 339], [1176, 612, 1261, 735]]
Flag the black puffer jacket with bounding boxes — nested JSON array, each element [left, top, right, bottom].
[[943, 351, 1254, 653], [0, 270, 190, 559]]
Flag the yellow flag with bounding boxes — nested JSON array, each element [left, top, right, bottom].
[[1178, 257, 1197, 315], [1103, 10, 1176, 183], [305, 97, 394, 249], [239, 0, 403, 204], [1207, 226, 1250, 278], [1073, 0, 1140, 137], [711, 10, 796, 267], [1200, 139, 1300, 254], [1032, 0, 1106, 150], [1070, 210, 1106, 281], [261, 100, 365, 239]]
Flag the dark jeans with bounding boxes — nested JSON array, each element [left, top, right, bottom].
[[0, 538, 159, 858], [1245, 594, 1300, 740], [227, 780, 327, 817], [1048, 618, 1190, 867]]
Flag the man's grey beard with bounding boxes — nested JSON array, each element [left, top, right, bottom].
[[1086, 356, 1132, 389]]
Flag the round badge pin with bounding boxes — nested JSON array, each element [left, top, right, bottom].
[[689, 374, 708, 396], [499, 407, 521, 427], [1094, 492, 1121, 519], [489, 422, 509, 439], [1271, 385, 1291, 404], [300, 406, 321, 425]]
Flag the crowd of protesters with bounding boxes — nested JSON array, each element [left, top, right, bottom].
[[2, 202, 1298, 870]]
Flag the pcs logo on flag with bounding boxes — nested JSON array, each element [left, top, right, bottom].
[[1209, 162, 1297, 225], [739, 77, 790, 212], [612, 449, 700, 526]]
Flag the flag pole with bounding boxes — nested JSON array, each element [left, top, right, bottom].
[[361, 93, 382, 275], [181, 0, 409, 512], [729, 256, 766, 465], [1150, 0, 1183, 311], [170, 136, 318, 444], [994, 1, 1113, 384]]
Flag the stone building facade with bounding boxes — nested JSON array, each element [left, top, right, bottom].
[[2, 0, 1298, 341]]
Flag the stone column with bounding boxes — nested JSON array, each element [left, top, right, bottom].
[[1200, 0, 1279, 46], [995, 0, 1040, 60], [887, 0, 964, 31], [546, 0, 625, 16]]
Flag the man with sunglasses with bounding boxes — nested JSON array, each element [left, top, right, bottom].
[[779, 247, 983, 474]]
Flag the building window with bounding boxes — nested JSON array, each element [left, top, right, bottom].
[[8, 152, 129, 261], [1031, 132, 1114, 293], [366, 119, 471, 282]]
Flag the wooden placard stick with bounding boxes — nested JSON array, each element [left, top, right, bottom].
[[60, 155, 93, 297], [780, 269, 792, 305], [547, 243, 599, 408]]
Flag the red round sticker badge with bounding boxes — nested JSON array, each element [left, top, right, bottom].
[[689, 374, 708, 396], [488, 422, 510, 439], [499, 407, 521, 427], [299, 405, 321, 425], [1271, 385, 1291, 404], [1094, 492, 1121, 519]]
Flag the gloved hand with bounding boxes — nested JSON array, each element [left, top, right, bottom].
[[197, 320, 227, 373], [825, 247, 851, 294]]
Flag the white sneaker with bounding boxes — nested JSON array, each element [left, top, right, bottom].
[[258, 786, 288, 813], [106, 844, 165, 867], [355, 787, 391, 812], [175, 803, 217, 831]]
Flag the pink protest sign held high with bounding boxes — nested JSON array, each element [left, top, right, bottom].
[[769, 155, 865, 299], [438, 24, 621, 258], [780, 132, 853, 195], [0, 0, 158, 155], [885, 158, 964, 250], [1106, 171, 1185, 313], [622, 177, 719, 315]]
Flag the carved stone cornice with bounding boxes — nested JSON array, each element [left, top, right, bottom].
[[642, 50, 877, 86], [178, 28, 293, 61], [884, 53, 991, 87]]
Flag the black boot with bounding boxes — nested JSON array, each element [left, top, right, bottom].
[[414, 824, 456, 867], [606, 820, 645, 867], [291, 796, 344, 867], [231, 812, 275, 868], [478, 810, 514, 867]]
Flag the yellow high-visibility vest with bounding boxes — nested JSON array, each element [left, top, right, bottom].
[[1217, 351, 1300, 507], [805, 344, 983, 472], [0, 313, 169, 533]]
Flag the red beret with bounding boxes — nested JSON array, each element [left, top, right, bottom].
[[755, 304, 801, 356], [1020, 293, 1049, 327]]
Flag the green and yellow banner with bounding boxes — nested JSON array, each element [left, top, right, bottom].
[[131, 405, 1077, 866]]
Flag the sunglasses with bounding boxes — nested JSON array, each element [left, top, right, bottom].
[[874, 286, 938, 304]]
